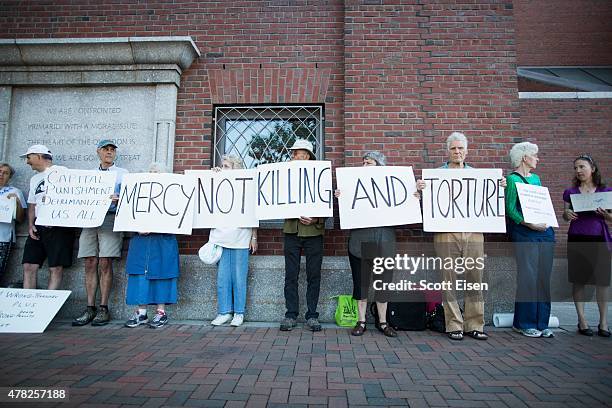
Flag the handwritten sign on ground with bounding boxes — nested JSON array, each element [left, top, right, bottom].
[[516, 183, 559, 228], [0, 197, 16, 223], [256, 161, 333, 220], [570, 191, 612, 212], [114, 173, 196, 234], [422, 169, 505, 232], [35, 169, 116, 228], [336, 166, 422, 229], [0, 288, 71, 333], [186, 169, 259, 228]]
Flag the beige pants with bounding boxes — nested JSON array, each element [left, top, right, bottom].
[[434, 232, 485, 332]]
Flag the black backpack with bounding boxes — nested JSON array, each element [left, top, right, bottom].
[[371, 299, 428, 331]]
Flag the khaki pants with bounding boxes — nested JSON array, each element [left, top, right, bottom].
[[434, 232, 485, 332]]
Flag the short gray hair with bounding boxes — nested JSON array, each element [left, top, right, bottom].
[[221, 154, 244, 169], [446, 132, 468, 150], [148, 162, 168, 173], [509, 142, 538, 168], [363, 151, 386, 166]]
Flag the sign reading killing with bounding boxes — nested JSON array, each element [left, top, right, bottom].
[[114, 173, 196, 235], [256, 161, 333, 220], [335, 166, 422, 229], [35, 169, 117, 228], [422, 169, 506, 232], [187, 169, 259, 228]]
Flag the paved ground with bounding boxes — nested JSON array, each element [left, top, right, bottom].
[[0, 317, 610, 408]]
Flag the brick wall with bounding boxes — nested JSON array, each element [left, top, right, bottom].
[[514, 0, 612, 66]]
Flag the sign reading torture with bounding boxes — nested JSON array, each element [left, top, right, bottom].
[[187, 169, 259, 228], [114, 173, 196, 234], [422, 169, 506, 232], [35, 168, 117, 228], [335, 166, 422, 229], [516, 183, 559, 228], [256, 161, 333, 220]]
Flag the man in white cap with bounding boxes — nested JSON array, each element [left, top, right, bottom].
[[73, 139, 128, 327], [20, 144, 75, 290], [280, 139, 325, 332]]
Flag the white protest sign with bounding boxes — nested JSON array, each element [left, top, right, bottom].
[[186, 169, 259, 228], [0, 288, 71, 333], [0, 197, 16, 223], [336, 166, 422, 229], [516, 183, 559, 228], [570, 191, 612, 212], [256, 161, 333, 220], [422, 169, 506, 232], [114, 173, 196, 234], [35, 169, 117, 228]]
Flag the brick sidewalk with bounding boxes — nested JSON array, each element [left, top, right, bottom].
[[0, 322, 610, 407]]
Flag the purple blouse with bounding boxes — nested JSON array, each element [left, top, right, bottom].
[[563, 186, 612, 242]]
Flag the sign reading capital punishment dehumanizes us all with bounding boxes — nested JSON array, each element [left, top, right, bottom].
[[113, 173, 196, 235], [35, 168, 117, 228], [187, 169, 259, 228], [335, 166, 422, 229], [255, 161, 333, 220], [422, 169, 506, 233]]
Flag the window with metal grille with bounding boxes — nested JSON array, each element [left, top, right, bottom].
[[213, 105, 324, 168]]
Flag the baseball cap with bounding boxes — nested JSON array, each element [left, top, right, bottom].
[[19, 144, 52, 158], [97, 139, 117, 149]]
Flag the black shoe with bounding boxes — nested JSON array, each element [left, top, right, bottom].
[[577, 324, 593, 337], [91, 307, 110, 326], [72, 307, 97, 326], [598, 324, 611, 338]]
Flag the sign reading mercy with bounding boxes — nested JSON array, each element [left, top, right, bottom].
[[515, 183, 559, 228], [335, 166, 422, 229], [422, 169, 505, 232], [187, 169, 259, 228], [0, 288, 71, 333], [256, 161, 333, 220], [35, 168, 117, 228], [114, 173, 196, 234], [0, 197, 16, 224]]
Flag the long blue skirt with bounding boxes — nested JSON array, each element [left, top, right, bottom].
[[126, 274, 178, 305]]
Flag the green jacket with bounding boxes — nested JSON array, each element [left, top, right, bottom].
[[283, 218, 325, 237]]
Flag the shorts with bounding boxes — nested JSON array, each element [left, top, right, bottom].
[[22, 226, 75, 268], [78, 213, 124, 258]]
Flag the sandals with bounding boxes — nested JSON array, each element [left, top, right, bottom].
[[465, 330, 488, 340], [351, 321, 366, 336], [377, 322, 397, 338], [448, 331, 463, 341]]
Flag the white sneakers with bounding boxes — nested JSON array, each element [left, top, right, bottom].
[[211, 313, 232, 326], [210, 313, 244, 327]]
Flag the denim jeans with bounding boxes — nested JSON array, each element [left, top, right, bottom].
[[284, 234, 323, 320], [216, 248, 249, 314]]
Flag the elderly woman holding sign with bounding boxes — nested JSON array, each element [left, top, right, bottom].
[[207, 154, 257, 328], [0, 163, 26, 280], [335, 151, 398, 337], [124, 162, 180, 329], [505, 142, 555, 338], [563, 154, 611, 337]]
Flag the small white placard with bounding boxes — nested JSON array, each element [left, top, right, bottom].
[[570, 191, 612, 212], [0, 289, 71, 333], [335, 166, 422, 229], [516, 183, 559, 228], [0, 197, 16, 224]]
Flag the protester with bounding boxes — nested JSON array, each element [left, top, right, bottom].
[[209, 154, 257, 327], [417, 132, 505, 340], [505, 142, 555, 338], [0, 163, 26, 281], [335, 151, 397, 337], [21, 145, 75, 290], [280, 139, 325, 331], [562, 153, 611, 337], [124, 162, 179, 328], [73, 139, 128, 327]]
